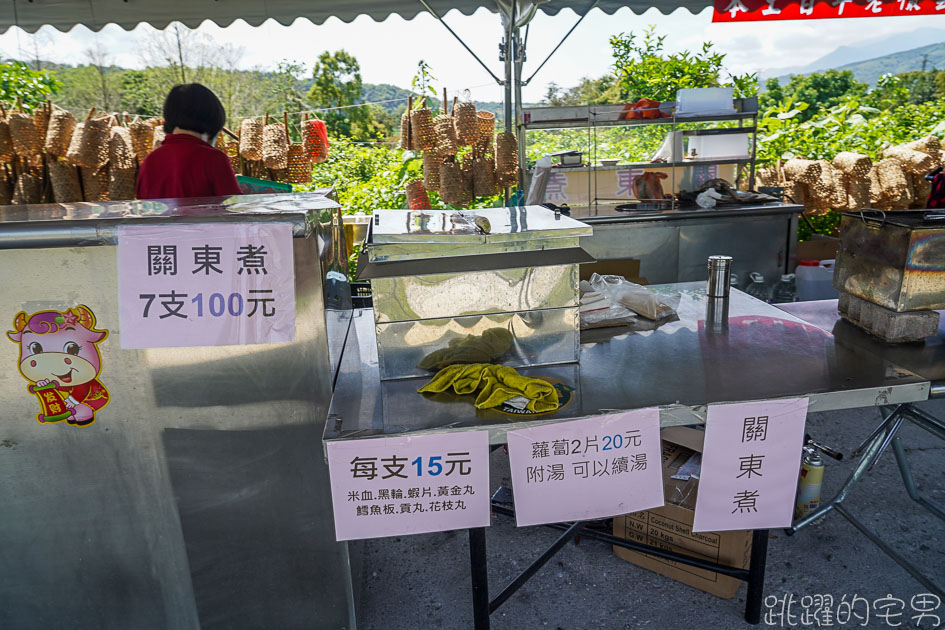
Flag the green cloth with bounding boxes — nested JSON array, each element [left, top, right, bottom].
[[417, 363, 559, 413]]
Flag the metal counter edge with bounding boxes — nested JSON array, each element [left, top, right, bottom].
[[0, 213, 316, 249]]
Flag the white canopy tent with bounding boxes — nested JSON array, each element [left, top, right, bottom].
[[0, 0, 711, 32], [0, 0, 715, 193]]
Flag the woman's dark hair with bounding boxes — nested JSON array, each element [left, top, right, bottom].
[[162, 83, 226, 138]]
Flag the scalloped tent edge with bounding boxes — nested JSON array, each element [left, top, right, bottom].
[[0, 0, 713, 34]]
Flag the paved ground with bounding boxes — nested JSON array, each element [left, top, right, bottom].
[[352, 400, 945, 630]]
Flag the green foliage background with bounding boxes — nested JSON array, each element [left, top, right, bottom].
[[6, 26, 945, 232]]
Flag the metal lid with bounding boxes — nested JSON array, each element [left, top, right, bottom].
[[841, 209, 945, 230]]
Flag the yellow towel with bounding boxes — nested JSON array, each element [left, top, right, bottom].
[[416, 328, 514, 371], [418, 363, 559, 413]]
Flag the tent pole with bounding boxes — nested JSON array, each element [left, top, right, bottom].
[[514, 26, 525, 194], [503, 1, 515, 205], [416, 0, 502, 85]]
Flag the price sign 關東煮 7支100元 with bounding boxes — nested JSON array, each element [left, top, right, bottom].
[[117, 223, 296, 349]]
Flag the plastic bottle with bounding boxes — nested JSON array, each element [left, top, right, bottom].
[[772, 273, 797, 304], [795, 259, 839, 302], [744, 272, 769, 302]]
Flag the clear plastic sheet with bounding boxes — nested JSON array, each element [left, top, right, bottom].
[[579, 274, 680, 330]]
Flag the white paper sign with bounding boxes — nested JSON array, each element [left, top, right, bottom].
[[326, 431, 491, 541], [118, 223, 296, 348], [693, 398, 809, 532], [507, 409, 664, 527]]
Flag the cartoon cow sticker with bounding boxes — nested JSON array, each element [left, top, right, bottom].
[[7, 305, 110, 426]]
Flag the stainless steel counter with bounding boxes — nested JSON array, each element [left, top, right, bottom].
[[778, 299, 945, 390], [0, 193, 355, 630], [577, 203, 801, 286], [576, 202, 801, 225], [325, 283, 930, 447]]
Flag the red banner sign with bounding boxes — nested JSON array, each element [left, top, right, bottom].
[[712, 0, 945, 22]]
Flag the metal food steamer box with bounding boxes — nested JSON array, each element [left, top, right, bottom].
[[357, 206, 594, 380], [834, 210, 945, 312]]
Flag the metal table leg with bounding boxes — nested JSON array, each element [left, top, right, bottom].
[[790, 405, 905, 532], [469, 528, 490, 630], [892, 436, 945, 521], [790, 403, 944, 598], [744, 529, 770, 624]]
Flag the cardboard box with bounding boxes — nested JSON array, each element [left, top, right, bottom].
[[796, 235, 839, 262], [579, 259, 643, 283], [612, 427, 752, 599]]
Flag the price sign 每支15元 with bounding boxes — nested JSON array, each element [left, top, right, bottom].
[[117, 223, 296, 348], [326, 431, 491, 541]]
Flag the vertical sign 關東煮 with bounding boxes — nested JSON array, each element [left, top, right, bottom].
[[693, 397, 809, 532]]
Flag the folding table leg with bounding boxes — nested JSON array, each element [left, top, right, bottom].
[[790, 405, 905, 533], [469, 527, 490, 630], [893, 436, 945, 521], [744, 529, 769, 624]]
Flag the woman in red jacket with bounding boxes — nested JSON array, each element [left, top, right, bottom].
[[136, 83, 242, 200]]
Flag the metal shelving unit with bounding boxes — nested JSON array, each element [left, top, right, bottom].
[[519, 97, 759, 218]]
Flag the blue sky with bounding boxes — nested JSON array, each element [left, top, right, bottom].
[[0, 8, 942, 102]]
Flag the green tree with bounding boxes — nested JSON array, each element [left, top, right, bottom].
[[542, 76, 619, 106], [863, 73, 910, 111], [410, 59, 437, 108], [760, 70, 867, 121], [119, 70, 160, 115], [609, 26, 756, 102], [896, 69, 938, 105], [0, 61, 61, 110], [266, 61, 307, 116], [307, 50, 375, 139]]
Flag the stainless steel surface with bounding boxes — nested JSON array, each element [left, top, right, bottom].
[[0, 198, 355, 630], [834, 210, 945, 311], [370, 206, 591, 245], [704, 296, 729, 334], [365, 236, 585, 263], [371, 265, 578, 323], [778, 299, 945, 389], [520, 98, 759, 130], [358, 245, 594, 279], [374, 307, 580, 380], [0, 192, 342, 249], [581, 209, 797, 285], [326, 284, 929, 447], [364, 206, 590, 381], [707, 255, 732, 298]]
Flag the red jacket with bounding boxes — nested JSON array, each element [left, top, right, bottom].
[[136, 133, 241, 200]]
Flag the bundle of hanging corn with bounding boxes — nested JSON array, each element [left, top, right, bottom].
[[832, 152, 872, 212], [433, 92, 458, 158], [495, 131, 519, 188]]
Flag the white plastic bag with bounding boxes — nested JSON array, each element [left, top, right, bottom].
[[588, 273, 679, 320]]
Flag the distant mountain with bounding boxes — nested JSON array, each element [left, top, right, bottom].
[[766, 40, 945, 88], [832, 41, 945, 85], [761, 27, 945, 81]]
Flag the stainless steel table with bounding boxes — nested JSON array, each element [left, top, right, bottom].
[[778, 300, 945, 599], [325, 285, 931, 628], [578, 203, 801, 286]]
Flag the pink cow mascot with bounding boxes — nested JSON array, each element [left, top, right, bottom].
[[7, 305, 110, 426]]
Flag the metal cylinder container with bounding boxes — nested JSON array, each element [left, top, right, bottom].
[[707, 255, 733, 298]]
